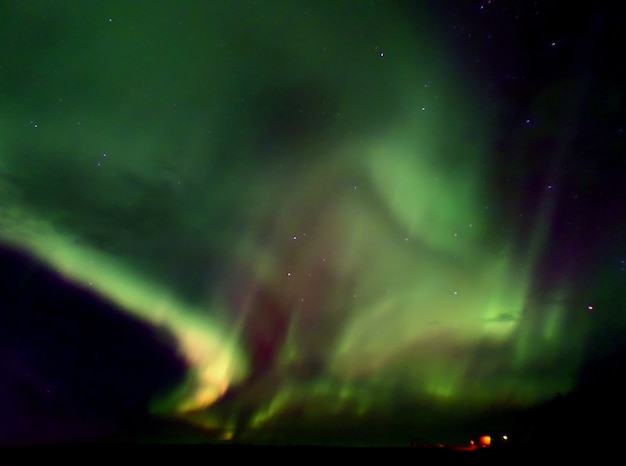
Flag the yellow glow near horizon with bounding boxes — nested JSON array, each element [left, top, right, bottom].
[[0, 212, 247, 413]]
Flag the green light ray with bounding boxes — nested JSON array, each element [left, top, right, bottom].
[[0, 210, 248, 413], [0, 0, 590, 442]]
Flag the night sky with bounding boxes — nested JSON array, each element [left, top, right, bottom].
[[1, 0, 625, 448]]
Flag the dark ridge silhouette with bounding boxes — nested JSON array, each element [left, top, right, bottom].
[[0, 244, 188, 444]]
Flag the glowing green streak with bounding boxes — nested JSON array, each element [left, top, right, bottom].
[[0, 209, 248, 413], [0, 0, 590, 442]]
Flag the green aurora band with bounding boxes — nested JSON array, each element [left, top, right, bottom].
[[0, 1, 590, 442]]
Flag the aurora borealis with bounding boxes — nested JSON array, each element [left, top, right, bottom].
[[1, 0, 625, 447]]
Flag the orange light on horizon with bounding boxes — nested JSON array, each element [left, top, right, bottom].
[[479, 435, 491, 447]]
